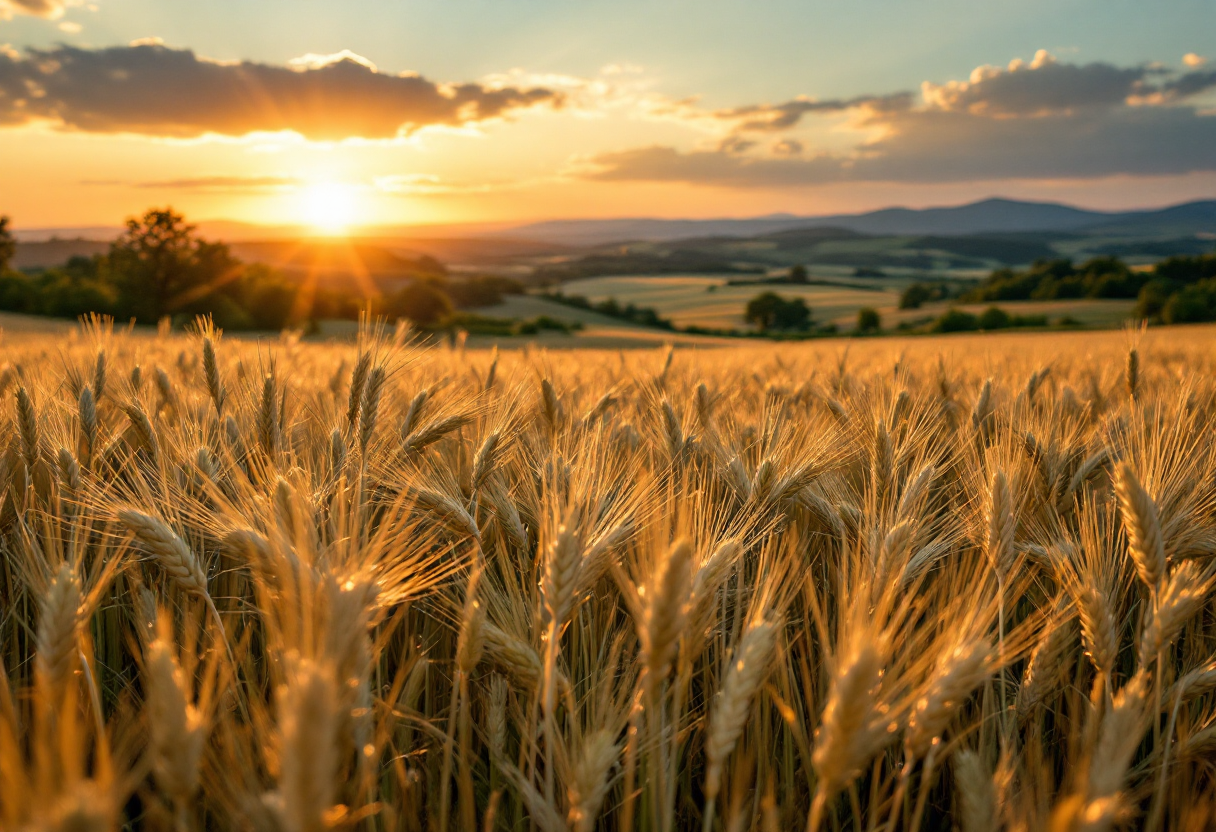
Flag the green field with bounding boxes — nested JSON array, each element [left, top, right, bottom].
[[555, 274, 899, 330], [550, 273, 1136, 331]]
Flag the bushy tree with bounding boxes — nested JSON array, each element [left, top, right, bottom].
[[978, 306, 1012, 329], [107, 208, 240, 322], [1162, 281, 1216, 324], [932, 308, 979, 333], [34, 270, 117, 318], [788, 264, 808, 284], [386, 281, 453, 327], [856, 307, 881, 332], [745, 292, 811, 332], [899, 283, 930, 309], [0, 216, 14, 273], [0, 272, 37, 312]]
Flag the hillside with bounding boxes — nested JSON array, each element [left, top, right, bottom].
[[502, 198, 1216, 246]]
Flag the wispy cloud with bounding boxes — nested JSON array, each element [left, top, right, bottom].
[[134, 175, 303, 192], [373, 173, 549, 197]]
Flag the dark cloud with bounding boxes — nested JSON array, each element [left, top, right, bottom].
[[0, 43, 561, 140], [585, 106, 1216, 186], [859, 106, 1216, 181], [583, 54, 1216, 188], [1160, 69, 1216, 100], [923, 52, 1149, 115]]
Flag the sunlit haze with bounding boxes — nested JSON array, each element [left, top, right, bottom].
[[0, 1, 1213, 231], [300, 182, 359, 236]]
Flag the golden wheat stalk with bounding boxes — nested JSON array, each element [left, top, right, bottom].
[[117, 509, 208, 597], [202, 336, 225, 416], [273, 655, 341, 832], [569, 728, 622, 832], [144, 627, 207, 812], [703, 617, 780, 828], [1114, 464, 1166, 590], [35, 563, 82, 692]]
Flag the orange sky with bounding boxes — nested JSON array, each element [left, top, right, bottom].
[[1, 3, 1214, 233]]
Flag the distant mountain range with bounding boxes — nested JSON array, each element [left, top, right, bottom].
[[501, 198, 1216, 245], [11, 198, 1215, 273]]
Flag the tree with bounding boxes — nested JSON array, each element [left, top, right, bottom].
[[745, 292, 811, 332], [0, 272, 37, 312], [0, 216, 14, 273], [107, 208, 240, 321], [933, 308, 979, 333], [856, 307, 881, 333], [387, 281, 453, 327], [900, 283, 932, 309], [788, 264, 808, 284], [1163, 283, 1216, 324], [978, 306, 1012, 329]]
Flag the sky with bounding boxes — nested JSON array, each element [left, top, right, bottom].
[[0, 0, 1214, 232]]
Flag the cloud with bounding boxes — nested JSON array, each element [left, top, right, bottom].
[[1183, 53, 1207, 69], [711, 93, 912, 132], [134, 175, 302, 191], [0, 42, 562, 140], [0, 0, 66, 19], [1158, 69, 1216, 101], [921, 50, 1150, 116], [578, 146, 845, 188], [579, 52, 1216, 188], [373, 173, 536, 196]]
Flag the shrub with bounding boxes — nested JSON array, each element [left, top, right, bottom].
[[978, 306, 1012, 330], [1163, 283, 1216, 324], [856, 307, 881, 333], [34, 272, 118, 319], [386, 281, 454, 327], [444, 275, 525, 309], [0, 272, 38, 313], [744, 292, 812, 331], [933, 308, 979, 333]]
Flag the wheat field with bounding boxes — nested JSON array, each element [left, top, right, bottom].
[[1, 319, 1214, 832]]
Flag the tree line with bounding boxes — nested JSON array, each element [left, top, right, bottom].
[[0, 209, 522, 331], [897, 254, 1216, 325]]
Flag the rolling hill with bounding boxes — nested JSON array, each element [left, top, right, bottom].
[[502, 198, 1216, 246]]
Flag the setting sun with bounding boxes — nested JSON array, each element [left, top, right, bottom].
[[301, 181, 358, 235]]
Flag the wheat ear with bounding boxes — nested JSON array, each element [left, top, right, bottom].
[[569, 728, 623, 832], [16, 386, 39, 468], [811, 639, 886, 827], [1114, 464, 1166, 590], [117, 509, 208, 597], [35, 563, 82, 692], [345, 350, 371, 430], [953, 750, 998, 832], [703, 617, 780, 830], [274, 655, 341, 832], [144, 628, 207, 812], [202, 336, 225, 416]]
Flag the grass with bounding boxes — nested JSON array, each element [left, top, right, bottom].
[[886, 298, 1137, 330], [0, 316, 1215, 830], [549, 274, 1135, 333], [553, 274, 902, 331]]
